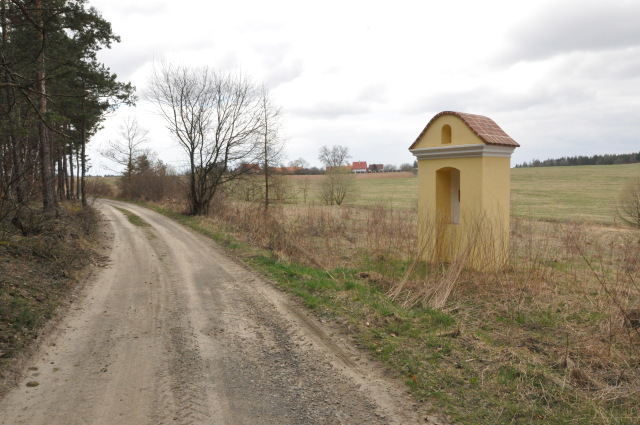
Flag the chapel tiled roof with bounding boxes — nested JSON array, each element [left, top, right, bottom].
[[410, 111, 520, 149]]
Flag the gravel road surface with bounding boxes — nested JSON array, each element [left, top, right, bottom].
[[0, 200, 439, 424]]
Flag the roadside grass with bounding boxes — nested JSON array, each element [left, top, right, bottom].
[[115, 207, 151, 227], [138, 197, 640, 425]]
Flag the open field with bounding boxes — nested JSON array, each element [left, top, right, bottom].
[[287, 172, 419, 210], [511, 163, 640, 224], [284, 163, 640, 224]]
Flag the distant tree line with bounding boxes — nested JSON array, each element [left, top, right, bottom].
[[515, 152, 640, 168], [283, 158, 417, 175]]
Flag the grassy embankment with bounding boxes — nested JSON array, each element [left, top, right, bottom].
[[0, 203, 102, 396]]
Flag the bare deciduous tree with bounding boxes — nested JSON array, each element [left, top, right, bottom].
[[319, 145, 350, 169], [258, 86, 284, 211], [147, 62, 271, 215], [617, 177, 640, 228], [297, 178, 311, 203], [318, 144, 355, 206], [319, 171, 355, 206], [288, 157, 309, 171], [100, 116, 149, 178]]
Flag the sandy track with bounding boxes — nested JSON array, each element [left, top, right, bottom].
[[0, 200, 438, 425]]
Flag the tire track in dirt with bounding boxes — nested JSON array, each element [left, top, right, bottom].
[[137, 216, 212, 425], [0, 200, 444, 425]]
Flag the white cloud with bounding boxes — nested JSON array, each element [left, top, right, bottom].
[[254, 43, 304, 87], [503, 0, 640, 62], [87, 0, 640, 174], [288, 102, 371, 119]]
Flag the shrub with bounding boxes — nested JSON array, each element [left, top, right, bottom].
[[617, 177, 640, 228], [86, 179, 115, 198]]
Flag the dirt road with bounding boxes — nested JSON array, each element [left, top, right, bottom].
[[0, 200, 437, 425]]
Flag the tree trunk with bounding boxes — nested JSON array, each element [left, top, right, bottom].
[[35, 0, 56, 214], [62, 148, 68, 199], [76, 150, 80, 199], [68, 145, 75, 200], [81, 119, 87, 206], [57, 155, 63, 200], [56, 136, 64, 200], [2, 0, 25, 204], [189, 153, 198, 215], [11, 137, 25, 203], [264, 131, 269, 212]]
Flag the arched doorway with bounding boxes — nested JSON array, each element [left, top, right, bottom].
[[435, 167, 460, 225]]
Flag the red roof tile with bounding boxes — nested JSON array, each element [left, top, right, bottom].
[[410, 111, 520, 149]]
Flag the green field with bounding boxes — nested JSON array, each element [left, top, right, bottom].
[[510, 163, 640, 223], [286, 173, 420, 210], [351, 173, 419, 210], [330, 163, 639, 224]]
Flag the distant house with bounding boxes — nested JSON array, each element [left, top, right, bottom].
[[368, 163, 384, 173], [351, 161, 368, 173]]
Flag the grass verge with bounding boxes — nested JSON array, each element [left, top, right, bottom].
[[0, 202, 102, 396], [115, 207, 151, 227]]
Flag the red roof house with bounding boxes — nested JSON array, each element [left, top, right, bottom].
[[351, 161, 368, 173]]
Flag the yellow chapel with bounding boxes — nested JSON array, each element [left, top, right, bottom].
[[409, 111, 520, 268]]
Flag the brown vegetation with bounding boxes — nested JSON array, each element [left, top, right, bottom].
[[0, 203, 102, 396]]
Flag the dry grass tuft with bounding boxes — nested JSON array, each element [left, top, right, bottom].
[[358, 271, 393, 290]]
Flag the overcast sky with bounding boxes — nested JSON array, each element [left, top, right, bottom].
[[87, 0, 640, 174]]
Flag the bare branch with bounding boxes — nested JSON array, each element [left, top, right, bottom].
[[145, 61, 270, 215], [319, 145, 351, 169], [99, 116, 149, 176]]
